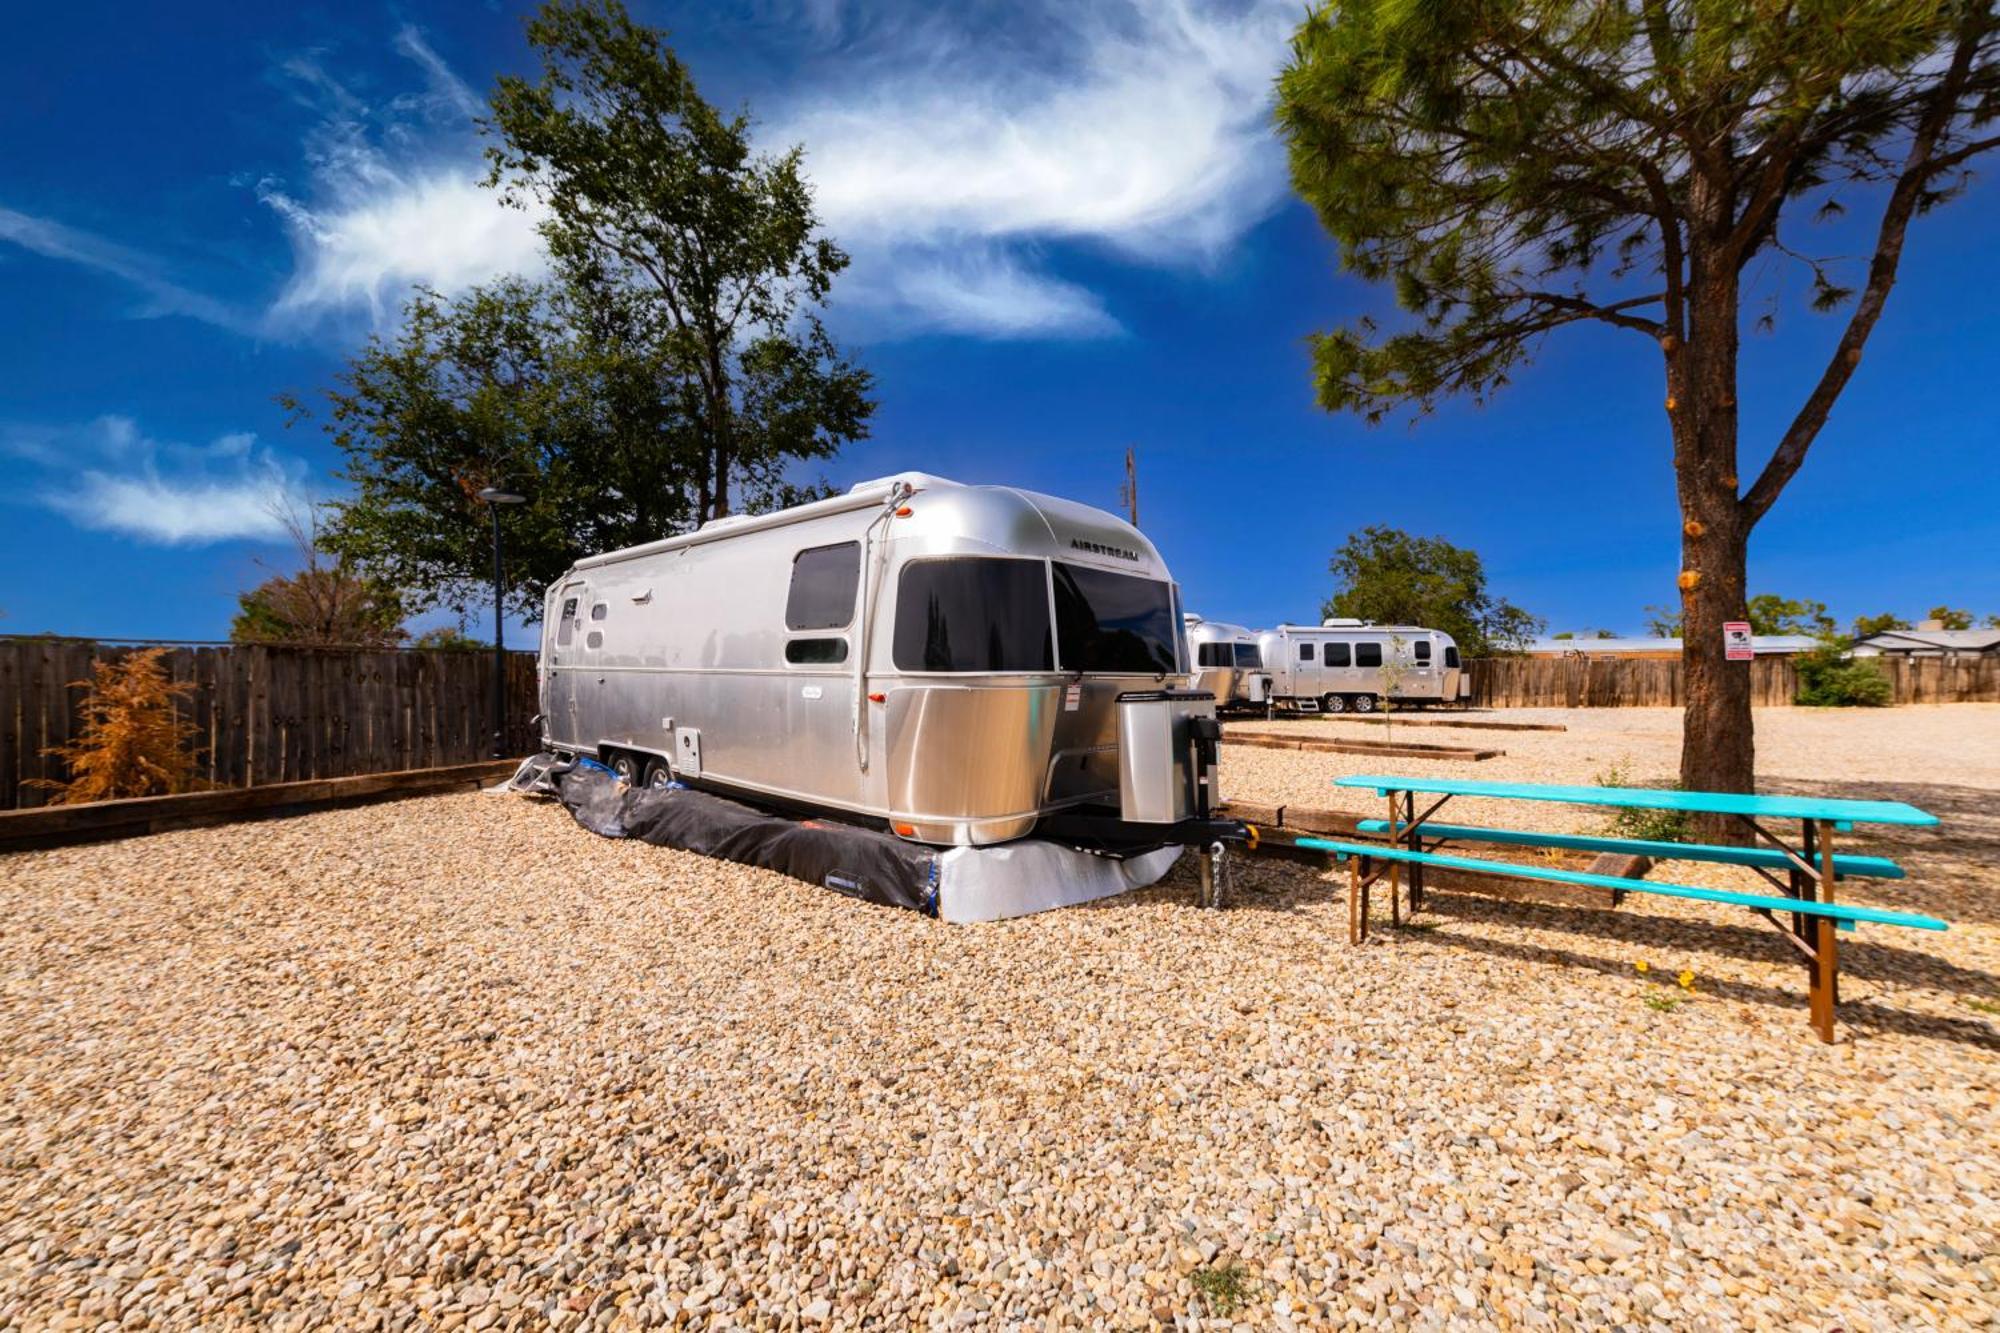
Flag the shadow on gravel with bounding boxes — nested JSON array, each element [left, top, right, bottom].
[[1392, 892, 2000, 1051], [1760, 777, 2000, 927]]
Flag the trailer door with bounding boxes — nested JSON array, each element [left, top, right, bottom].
[[546, 580, 589, 748]]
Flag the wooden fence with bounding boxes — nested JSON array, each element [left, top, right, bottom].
[[1465, 653, 2000, 709], [1, 640, 538, 810]]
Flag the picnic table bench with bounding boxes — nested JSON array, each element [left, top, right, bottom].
[[1294, 775, 1945, 1042]]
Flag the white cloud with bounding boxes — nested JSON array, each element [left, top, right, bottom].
[[852, 246, 1120, 339], [0, 207, 253, 333], [771, 0, 1297, 338], [260, 28, 546, 327], [11, 416, 310, 546]]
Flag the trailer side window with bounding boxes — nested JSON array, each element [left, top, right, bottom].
[[590, 603, 608, 621], [786, 542, 861, 631], [893, 558, 1053, 673], [1356, 642, 1383, 668], [1444, 645, 1461, 668], [1413, 640, 1431, 663], [556, 597, 579, 646], [1324, 642, 1351, 667], [784, 637, 849, 665], [1298, 642, 1315, 663]]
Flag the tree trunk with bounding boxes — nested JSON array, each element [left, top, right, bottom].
[[1671, 222, 1754, 838]]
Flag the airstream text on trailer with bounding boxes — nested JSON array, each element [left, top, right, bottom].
[[1258, 620, 1469, 713], [538, 473, 1239, 853]]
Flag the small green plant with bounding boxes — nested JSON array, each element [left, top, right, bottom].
[[1794, 645, 1893, 707], [1967, 997, 2000, 1016], [1594, 762, 1690, 844], [1190, 1261, 1255, 1318], [1643, 994, 1683, 1013]]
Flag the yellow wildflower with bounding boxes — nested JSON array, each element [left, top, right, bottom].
[[1678, 969, 1696, 991], [1634, 961, 1650, 975]]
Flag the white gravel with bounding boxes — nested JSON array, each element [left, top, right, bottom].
[[3, 706, 1997, 1330]]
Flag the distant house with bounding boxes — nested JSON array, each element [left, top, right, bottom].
[[1524, 635, 1819, 659], [1852, 626, 2000, 658]]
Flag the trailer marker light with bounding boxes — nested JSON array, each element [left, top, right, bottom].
[[868, 692, 886, 703], [895, 506, 913, 517], [892, 822, 917, 837]]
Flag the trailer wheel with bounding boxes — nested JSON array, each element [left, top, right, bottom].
[[1352, 693, 1379, 714], [1321, 693, 1347, 714], [642, 757, 675, 789], [608, 751, 641, 784]]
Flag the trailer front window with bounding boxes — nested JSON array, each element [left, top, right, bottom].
[[1053, 563, 1180, 674], [1233, 643, 1262, 670], [893, 558, 1053, 673]]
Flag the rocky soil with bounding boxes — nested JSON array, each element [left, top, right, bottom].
[[3, 707, 1997, 1329]]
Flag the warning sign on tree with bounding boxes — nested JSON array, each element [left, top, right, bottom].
[[1723, 621, 1754, 661]]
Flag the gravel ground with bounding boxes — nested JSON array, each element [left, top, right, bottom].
[[3, 708, 1997, 1330]]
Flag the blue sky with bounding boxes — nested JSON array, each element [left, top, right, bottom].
[[3, 1, 1996, 647]]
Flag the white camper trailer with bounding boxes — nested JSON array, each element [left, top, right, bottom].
[[1183, 616, 1271, 712], [1257, 620, 1469, 713], [538, 473, 1238, 853]]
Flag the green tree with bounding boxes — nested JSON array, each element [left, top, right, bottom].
[[411, 626, 492, 652], [1643, 604, 1682, 638], [1278, 1, 2000, 803], [1323, 526, 1545, 656], [230, 503, 407, 647], [1927, 604, 1975, 629], [485, 0, 873, 523], [295, 274, 739, 621], [1851, 611, 1912, 638], [1745, 594, 1837, 638]]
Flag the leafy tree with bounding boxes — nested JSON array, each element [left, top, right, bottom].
[[27, 649, 203, 804], [1927, 604, 1975, 629], [1279, 0, 2000, 802], [1323, 526, 1545, 656], [1552, 631, 1575, 640], [1851, 611, 1912, 638], [485, 0, 873, 523], [1643, 604, 1682, 638], [411, 626, 492, 651], [232, 504, 406, 647], [293, 275, 723, 621], [1795, 645, 1893, 706], [1745, 594, 1837, 638]]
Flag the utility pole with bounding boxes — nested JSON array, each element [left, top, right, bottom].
[[1120, 446, 1139, 528]]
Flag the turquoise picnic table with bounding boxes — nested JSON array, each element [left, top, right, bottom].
[[1294, 774, 1944, 1043]]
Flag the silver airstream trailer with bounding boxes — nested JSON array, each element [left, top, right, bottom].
[[1183, 615, 1270, 712], [538, 473, 1238, 853], [1257, 620, 1469, 713]]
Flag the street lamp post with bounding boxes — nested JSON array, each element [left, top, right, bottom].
[[476, 486, 527, 759]]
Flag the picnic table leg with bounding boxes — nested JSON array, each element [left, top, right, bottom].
[[1385, 793, 1403, 927], [1404, 790, 1425, 913], [1347, 854, 1365, 944], [1816, 816, 1840, 1020]]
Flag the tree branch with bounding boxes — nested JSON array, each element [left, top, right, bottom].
[[1740, 21, 1988, 525]]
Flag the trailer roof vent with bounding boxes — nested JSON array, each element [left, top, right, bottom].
[[1322, 617, 1367, 627], [698, 513, 757, 532], [1183, 613, 1204, 625]]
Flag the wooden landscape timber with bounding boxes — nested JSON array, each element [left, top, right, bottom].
[[1321, 715, 1568, 733], [1224, 731, 1504, 762], [0, 760, 517, 853], [1219, 798, 1647, 903]]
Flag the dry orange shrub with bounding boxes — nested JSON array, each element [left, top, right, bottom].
[[29, 648, 205, 804]]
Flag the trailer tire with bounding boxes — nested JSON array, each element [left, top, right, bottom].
[[1352, 693, 1379, 714], [1321, 693, 1347, 714], [642, 757, 675, 789], [608, 750, 641, 784]]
